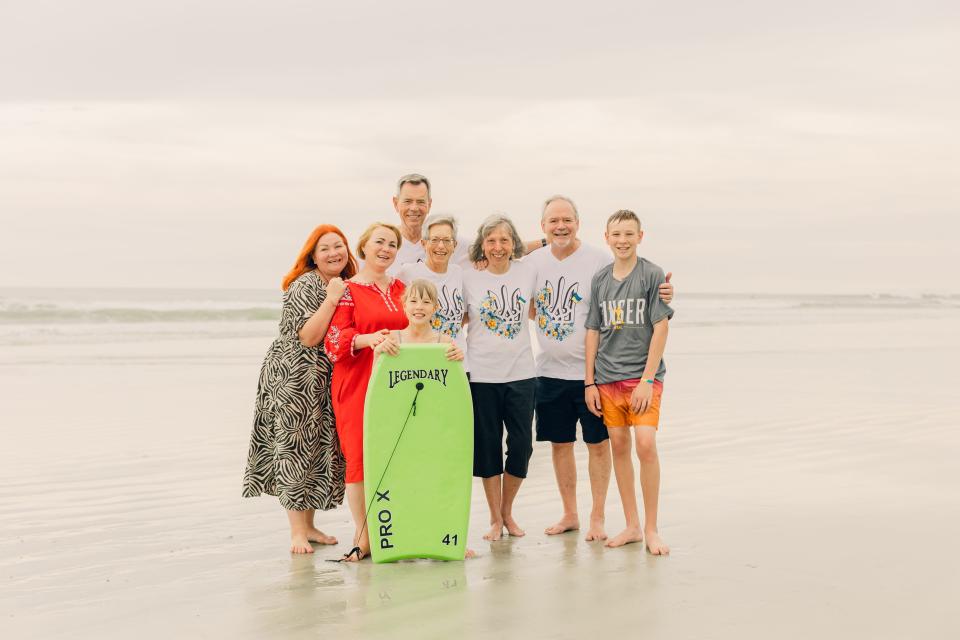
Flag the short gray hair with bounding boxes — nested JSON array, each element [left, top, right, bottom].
[[542, 194, 579, 221], [396, 173, 432, 198], [421, 214, 459, 242], [469, 214, 525, 263]]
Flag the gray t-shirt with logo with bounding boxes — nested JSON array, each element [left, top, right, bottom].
[[585, 257, 674, 384]]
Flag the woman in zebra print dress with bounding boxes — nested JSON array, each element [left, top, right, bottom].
[[243, 224, 358, 554]]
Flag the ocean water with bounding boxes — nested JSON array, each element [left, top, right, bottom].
[[0, 287, 281, 348], [1, 286, 956, 350]]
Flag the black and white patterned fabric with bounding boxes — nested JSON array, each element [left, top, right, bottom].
[[242, 271, 346, 511]]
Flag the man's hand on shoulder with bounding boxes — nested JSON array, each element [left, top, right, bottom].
[[658, 272, 673, 304]]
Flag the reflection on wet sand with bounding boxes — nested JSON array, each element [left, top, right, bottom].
[[2, 306, 959, 638]]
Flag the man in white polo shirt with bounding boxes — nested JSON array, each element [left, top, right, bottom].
[[525, 195, 672, 540]]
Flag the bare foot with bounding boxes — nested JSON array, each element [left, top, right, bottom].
[[465, 548, 478, 559], [483, 523, 504, 541], [584, 518, 607, 542], [644, 529, 670, 555], [544, 516, 580, 536], [290, 533, 315, 554], [604, 527, 643, 548], [305, 528, 338, 545], [503, 516, 526, 537]]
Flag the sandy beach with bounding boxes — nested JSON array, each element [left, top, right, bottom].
[[1, 292, 957, 639], [5, 1, 958, 636]]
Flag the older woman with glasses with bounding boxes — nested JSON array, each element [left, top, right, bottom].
[[462, 214, 538, 541], [395, 214, 468, 372]]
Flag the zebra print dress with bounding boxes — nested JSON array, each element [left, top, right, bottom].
[[242, 270, 346, 511]]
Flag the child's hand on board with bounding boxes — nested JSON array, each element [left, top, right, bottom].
[[444, 343, 464, 361], [373, 334, 399, 356]]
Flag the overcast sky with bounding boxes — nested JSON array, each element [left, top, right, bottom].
[[1, 1, 957, 293]]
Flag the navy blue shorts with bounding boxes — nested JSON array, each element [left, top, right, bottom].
[[535, 377, 609, 444]]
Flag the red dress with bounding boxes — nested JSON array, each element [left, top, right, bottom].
[[325, 279, 408, 483]]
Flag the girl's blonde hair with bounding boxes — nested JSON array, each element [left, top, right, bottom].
[[402, 279, 439, 307]]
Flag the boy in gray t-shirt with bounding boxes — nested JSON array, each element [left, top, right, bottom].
[[584, 209, 673, 555]]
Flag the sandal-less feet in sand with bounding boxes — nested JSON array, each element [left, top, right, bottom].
[[483, 523, 504, 541], [544, 516, 580, 536], [503, 516, 526, 537], [643, 530, 670, 555], [584, 517, 607, 542], [305, 528, 338, 545], [290, 534, 315, 554]]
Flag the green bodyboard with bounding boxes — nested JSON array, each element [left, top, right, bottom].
[[363, 344, 473, 563]]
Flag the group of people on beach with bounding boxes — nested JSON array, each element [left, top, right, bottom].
[[243, 173, 675, 561]]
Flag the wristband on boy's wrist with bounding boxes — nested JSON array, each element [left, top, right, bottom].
[[641, 378, 655, 384], [584, 383, 597, 389]]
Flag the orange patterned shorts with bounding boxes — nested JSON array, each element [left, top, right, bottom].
[[597, 379, 664, 429]]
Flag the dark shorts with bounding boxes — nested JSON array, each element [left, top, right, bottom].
[[470, 378, 536, 479], [535, 377, 609, 444]]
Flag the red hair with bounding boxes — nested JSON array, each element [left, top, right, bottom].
[[281, 224, 358, 291]]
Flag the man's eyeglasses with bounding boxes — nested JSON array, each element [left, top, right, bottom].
[[427, 238, 455, 246]]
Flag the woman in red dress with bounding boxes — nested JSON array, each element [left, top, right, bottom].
[[325, 222, 408, 561]]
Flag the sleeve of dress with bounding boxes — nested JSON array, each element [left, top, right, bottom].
[[286, 275, 319, 335], [324, 286, 359, 363]]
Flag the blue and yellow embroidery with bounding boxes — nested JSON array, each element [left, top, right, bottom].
[[431, 288, 464, 339], [534, 277, 580, 341], [479, 285, 525, 339]]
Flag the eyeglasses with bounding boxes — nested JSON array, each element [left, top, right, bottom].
[[427, 238, 455, 246]]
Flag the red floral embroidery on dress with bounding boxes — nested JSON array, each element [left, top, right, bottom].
[[352, 279, 400, 312], [325, 277, 407, 484], [325, 325, 342, 362]]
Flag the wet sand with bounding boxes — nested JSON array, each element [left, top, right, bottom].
[[2, 309, 958, 639]]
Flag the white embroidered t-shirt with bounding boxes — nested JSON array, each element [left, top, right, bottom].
[[462, 259, 536, 383], [525, 243, 612, 380], [395, 261, 469, 372]]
